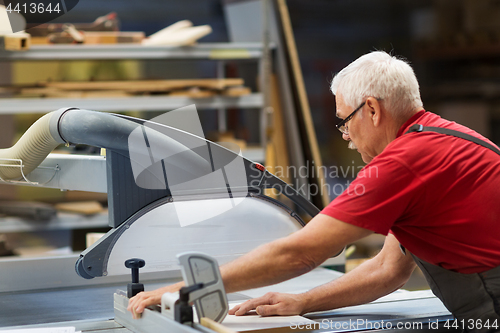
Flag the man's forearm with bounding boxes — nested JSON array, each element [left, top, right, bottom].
[[221, 237, 329, 294], [301, 255, 414, 314], [220, 215, 371, 294]]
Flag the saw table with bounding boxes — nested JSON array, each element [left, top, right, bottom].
[[0, 268, 455, 332], [0, 264, 455, 332]]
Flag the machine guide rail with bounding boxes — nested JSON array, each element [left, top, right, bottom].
[[115, 252, 229, 333]]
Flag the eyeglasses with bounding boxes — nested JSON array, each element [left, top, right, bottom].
[[336, 101, 366, 135]]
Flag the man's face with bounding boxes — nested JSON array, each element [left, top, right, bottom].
[[336, 94, 377, 163]]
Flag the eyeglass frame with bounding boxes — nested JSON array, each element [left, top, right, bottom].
[[336, 100, 366, 135]]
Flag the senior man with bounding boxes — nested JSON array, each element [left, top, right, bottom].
[[128, 51, 500, 331]]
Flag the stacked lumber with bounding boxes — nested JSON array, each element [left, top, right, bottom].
[[40, 31, 145, 45], [0, 33, 30, 51], [1, 78, 251, 98]]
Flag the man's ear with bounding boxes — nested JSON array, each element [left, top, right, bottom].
[[366, 97, 382, 127]]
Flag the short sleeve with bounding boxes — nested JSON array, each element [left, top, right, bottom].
[[321, 158, 425, 235]]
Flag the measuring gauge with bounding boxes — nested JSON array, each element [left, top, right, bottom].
[[177, 252, 228, 323]]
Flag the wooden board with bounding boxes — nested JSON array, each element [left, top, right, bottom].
[[86, 232, 105, 248], [220, 302, 315, 333], [142, 25, 212, 47], [264, 75, 291, 202], [268, 75, 290, 183], [168, 87, 216, 98], [20, 87, 130, 98], [54, 201, 103, 215], [0, 33, 30, 51], [222, 86, 252, 96], [201, 317, 237, 333], [44, 78, 245, 92], [6, 78, 251, 98], [46, 31, 145, 45], [82, 31, 144, 45]]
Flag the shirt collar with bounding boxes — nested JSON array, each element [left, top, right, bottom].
[[396, 110, 426, 138]]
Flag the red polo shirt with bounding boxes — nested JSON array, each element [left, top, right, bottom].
[[321, 110, 500, 273]]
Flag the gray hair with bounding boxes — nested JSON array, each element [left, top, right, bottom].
[[331, 51, 423, 121]]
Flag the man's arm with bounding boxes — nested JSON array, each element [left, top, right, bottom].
[[230, 233, 416, 316], [221, 214, 373, 294], [128, 214, 372, 317], [300, 233, 416, 313]]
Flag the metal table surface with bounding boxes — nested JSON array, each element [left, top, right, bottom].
[[0, 268, 455, 332], [0, 290, 456, 333], [0, 280, 170, 328], [0, 280, 250, 330], [0, 320, 126, 333]]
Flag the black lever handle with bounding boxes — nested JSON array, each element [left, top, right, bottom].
[[176, 283, 204, 325], [125, 258, 145, 298]]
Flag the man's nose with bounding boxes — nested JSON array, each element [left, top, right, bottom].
[[342, 133, 350, 141]]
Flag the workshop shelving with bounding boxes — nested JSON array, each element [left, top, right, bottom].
[[0, 94, 264, 114], [0, 212, 108, 233], [0, 43, 269, 153], [0, 42, 269, 156], [0, 42, 270, 234], [0, 43, 268, 61]]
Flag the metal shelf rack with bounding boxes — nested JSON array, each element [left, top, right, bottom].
[[0, 93, 264, 114], [0, 43, 268, 61]]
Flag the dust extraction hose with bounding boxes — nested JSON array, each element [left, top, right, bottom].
[[0, 112, 61, 180], [0, 107, 210, 181]]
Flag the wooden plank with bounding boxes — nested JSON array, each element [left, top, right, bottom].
[[268, 75, 290, 184], [86, 232, 105, 248], [169, 87, 216, 98], [82, 31, 144, 45], [276, 0, 329, 209], [142, 25, 212, 47], [220, 304, 315, 332], [264, 75, 290, 201], [17, 86, 250, 99], [222, 86, 252, 96], [6, 79, 251, 98], [44, 78, 245, 92], [20, 87, 131, 98], [0, 33, 31, 51], [264, 141, 277, 199], [30, 36, 50, 45], [54, 201, 103, 215], [201, 317, 237, 333]]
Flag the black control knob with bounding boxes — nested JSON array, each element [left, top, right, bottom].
[[125, 258, 145, 298], [175, 283, 204, 325]]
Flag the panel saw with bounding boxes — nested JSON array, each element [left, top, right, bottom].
[[0, 108, 457, 332]]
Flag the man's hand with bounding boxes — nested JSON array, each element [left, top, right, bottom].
[[127, 282, 184, 319], [229, 292, 308, 317]]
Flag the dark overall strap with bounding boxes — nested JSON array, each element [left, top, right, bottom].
[[406, 124, 500, 156]]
